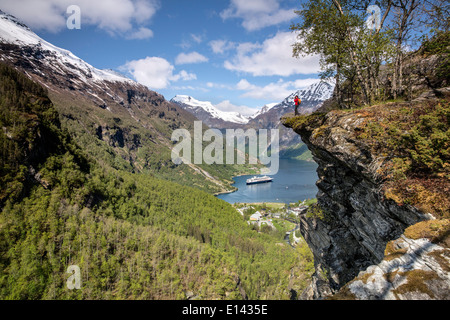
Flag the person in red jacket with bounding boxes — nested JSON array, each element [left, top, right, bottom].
[[294, 95, 301, 115]]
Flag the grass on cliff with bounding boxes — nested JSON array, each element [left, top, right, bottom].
[[282, 98, 450, 219], [355, 99, 450, 218], [282, 113, 327, 133]]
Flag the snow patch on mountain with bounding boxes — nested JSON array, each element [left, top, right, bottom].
[[284, 80, 335, 105], [172, 80, 334, 125], [171, 95, 250, 124], [0, 10, 134, 85], [250, 80, 335, 119], [250, 103, 278, 119]]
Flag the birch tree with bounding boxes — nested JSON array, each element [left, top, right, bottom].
[[291, 0, 394, 106], [291, 0, 357, 107], [389, 0, 421, 99]]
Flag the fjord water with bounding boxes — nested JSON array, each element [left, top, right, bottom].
[[217, 158, 319, 204]]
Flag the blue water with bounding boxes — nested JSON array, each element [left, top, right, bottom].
[[217, 158, 319, 204]]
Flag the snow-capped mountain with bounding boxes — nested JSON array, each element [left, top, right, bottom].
[[171, 95, 250, 127], [0, 10, 134, 86], [171, 80, 334, 131], [249, 80, 334, 128], [246, 80, 335, 157], [277, 80, 335, 114], [250, 103, 278, 119], [251, 80, 335, 121]]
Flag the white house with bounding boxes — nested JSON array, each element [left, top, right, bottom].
[[250, 212, 262, 221]]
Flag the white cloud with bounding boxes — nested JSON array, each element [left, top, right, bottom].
[[175, 52, 209, 65], [224, 31, 321, 76], [190, 33, 204, 44], [236, 79, 256, 91], [171, 70, 197, 82], [178, 33, 205, 50], [127, 27, 154, 40], [120, 57, 196, 90], [209, 39, 236, 54], [0, 0, 159, 37], [171, 85, 209, 93], [236, 78, 319, 101], [133, 0, 159, 24], [220, 0, 296, 31], [206, 82, 233, 90], [215, 100, 256, 116]]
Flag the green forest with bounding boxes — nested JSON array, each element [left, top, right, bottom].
[[0, 63, 314, 299]]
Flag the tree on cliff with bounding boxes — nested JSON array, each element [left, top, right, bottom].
[[291, 0, 394, 107], [291, 0, 351, 106], [290, 0, 447, 108]]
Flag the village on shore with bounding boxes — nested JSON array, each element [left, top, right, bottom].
[[233, 199, 317, 247]]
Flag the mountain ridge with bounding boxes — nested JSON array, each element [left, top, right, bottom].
[[0, 10, 135, 86], [170, 95, 250, 127], [247, 80, 335, 159]]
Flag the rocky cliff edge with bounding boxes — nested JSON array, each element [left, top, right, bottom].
[[282, 91, 450, 300]]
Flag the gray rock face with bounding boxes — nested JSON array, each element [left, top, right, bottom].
[[284, 109, 436, 298], [348, 236, 450, 300]]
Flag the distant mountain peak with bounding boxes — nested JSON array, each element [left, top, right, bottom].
[[250, 102, 278, 119], [251, 80, 335, 120], [171, 95, 250, 125], [171, 80, 335, 128], [286, 80, 335, 104]]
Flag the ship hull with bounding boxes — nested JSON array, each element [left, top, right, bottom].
[[246, 179, 273, 185]]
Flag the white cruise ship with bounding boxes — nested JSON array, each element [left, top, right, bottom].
[[246, 176, 274, 185]]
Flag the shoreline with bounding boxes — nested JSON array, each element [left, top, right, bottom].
[[235, 202, 290, 207], [213, 172, 254, 196], [214, 187, 237, 197]]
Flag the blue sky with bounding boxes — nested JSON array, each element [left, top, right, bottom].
[[1, 0, 322, 115]]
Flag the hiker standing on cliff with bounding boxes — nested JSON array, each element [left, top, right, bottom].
[[294, 95, 301, 115]]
